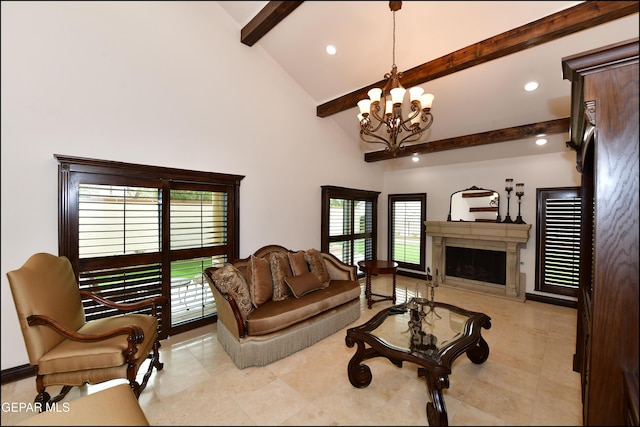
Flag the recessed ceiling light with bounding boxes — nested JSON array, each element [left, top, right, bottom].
[[536, 138, 548, 146], [325, 45, 337, 55], [524, 81, 539, 92], [411, 154, 419, 162]]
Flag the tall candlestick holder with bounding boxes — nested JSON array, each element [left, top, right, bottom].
[[406, 268, 441, 320], [503, 178, 514, 223], [403, 268, 440, 355], [514, 183, 526, 224]]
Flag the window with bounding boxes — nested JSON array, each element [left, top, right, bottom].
[[535, 187, 581, 297], [388, 193, 426, 271], [321, 186, 380, 267], [57, 155, 244, 337]]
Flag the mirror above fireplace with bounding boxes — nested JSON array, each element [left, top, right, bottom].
[[448, 186, 500, 222]]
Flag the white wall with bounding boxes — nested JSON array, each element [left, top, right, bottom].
[[0, 1, 383, 370], [381, 148, 581, 299]]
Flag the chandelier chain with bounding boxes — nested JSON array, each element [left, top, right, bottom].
[[392, 10, 396, 68]]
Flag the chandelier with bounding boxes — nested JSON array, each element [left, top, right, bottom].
[[357, 1, 435, 156]]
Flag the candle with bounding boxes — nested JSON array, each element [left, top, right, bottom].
[[505, 178, 514, 192]]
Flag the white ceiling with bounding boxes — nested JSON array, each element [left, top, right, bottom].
[[217, 1, 639, 170]]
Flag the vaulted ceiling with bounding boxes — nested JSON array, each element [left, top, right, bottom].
[[218, 1, 639, 169]]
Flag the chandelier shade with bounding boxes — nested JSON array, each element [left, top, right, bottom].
[[357, 1, 435, 156]]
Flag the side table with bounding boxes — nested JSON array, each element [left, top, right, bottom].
[[357, 260, 398, 309]]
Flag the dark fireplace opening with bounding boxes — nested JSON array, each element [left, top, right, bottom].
[[445, 246, 506, 286]]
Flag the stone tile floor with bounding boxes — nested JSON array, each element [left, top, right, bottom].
[[2, 276, 582, 425]]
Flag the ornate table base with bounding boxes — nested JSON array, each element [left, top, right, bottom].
[[345, 302, 491, 426]]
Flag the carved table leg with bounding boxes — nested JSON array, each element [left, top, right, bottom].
[[466, 335, 490, 364], [424, 370, 450, 426], [345, 336, 373, 388]]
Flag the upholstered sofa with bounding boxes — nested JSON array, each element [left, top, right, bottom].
[[203, 245, 361, 369]]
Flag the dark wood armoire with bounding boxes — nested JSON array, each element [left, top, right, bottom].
[[562, 38, 639, 426]]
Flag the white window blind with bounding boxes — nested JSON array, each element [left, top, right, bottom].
[[543, 196, 581, 289]]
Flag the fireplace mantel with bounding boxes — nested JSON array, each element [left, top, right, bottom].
[[425, 221, 531, 301]]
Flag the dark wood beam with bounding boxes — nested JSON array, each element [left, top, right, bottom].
[[364, 118, 571, 162], [241, 1, 304, 46], [318, 1, 639, 118]]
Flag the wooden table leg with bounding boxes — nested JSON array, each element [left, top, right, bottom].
[[424, 369, 450, 426], [366, 273, 373, 309], [392, 271, 397, 304]]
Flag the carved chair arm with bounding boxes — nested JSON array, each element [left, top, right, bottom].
[[27, 314, 145, 344], [80, 291, 168, 318], [28, 314, 145, 364]]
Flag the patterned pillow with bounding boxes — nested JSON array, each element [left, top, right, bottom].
[[247, 255, 273, 307], [305, 248, 330, 288], [269, 252, 293, 301], [288, 250, 309, 276], [211, 263, 253, 321]]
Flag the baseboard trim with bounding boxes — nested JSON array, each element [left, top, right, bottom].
[[399, 271, 577, 308], [397, 270, 428, 280], [525, 292, 577, 308], [1, 364, 35, 385]]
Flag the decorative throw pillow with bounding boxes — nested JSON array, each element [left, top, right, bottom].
[[304, 248, 330, 288], [269, 252, 293, 301], [247, 255, 273, 307], [288, 250, 309, 276], [285, 272, 323, 298], [211, 263, 253, 321]]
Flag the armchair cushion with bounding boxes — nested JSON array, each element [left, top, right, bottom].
[[37, 314, 157, 375], [16, 383, 149, 426]]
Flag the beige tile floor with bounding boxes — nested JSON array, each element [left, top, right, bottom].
[[1, 276, 582, 426]]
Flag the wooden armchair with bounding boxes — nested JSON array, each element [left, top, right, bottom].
[[6, 253, 168, 406]]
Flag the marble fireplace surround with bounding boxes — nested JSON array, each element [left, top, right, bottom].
[[425, 221, 532, 302]]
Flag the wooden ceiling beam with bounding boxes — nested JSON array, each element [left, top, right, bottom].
[[364, 118, 571, 162], [241, 1, 304, 46], [318, 1, 639, 118]]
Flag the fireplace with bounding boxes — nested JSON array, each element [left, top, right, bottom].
[[425, 221, 531, 301], [446, 246, 506, 285]]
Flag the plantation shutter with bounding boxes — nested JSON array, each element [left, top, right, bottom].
[[321, 186, 380, 266], [388, 194, 426, 271], [58, 155, 243, 336], [536, 187, 581, 297]]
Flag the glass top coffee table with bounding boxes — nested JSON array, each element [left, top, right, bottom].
[[345, 299, 491, 426]]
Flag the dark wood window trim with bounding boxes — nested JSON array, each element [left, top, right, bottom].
[[321, 185, 380, 267], [56, 154, 244, 337], [388, 193, 426, 272]]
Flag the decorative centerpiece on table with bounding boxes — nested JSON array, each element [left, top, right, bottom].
[[405, 268, 440, 355]]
